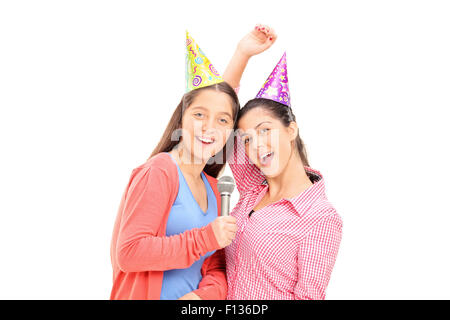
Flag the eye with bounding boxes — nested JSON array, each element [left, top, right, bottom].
[[193, 112, 204, 118], [242, 136, 251, 145], [259, 128, 270, 134], [219, 118, 229, 124]]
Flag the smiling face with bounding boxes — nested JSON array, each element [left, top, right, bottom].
[[237, 106, 298, 177], [180, 89, 235, 164]]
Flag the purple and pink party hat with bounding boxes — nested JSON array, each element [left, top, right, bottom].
[[255, 52, 291, 107]]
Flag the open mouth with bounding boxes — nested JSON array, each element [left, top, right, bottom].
[[259, 151, 274, 166], [196, 136, 216, 146]]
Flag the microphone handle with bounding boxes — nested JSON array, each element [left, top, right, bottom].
[[221, 194, 231, 216]]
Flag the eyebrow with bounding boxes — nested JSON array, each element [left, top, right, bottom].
[[190, 106, 232, 119], [240, 121, 272, 137]]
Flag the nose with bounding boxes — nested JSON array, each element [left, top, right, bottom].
[[201, 116, 217, 133], [246, 135, 264, 156], [255, 135, 267, 150], [251, 134, 272, 159]]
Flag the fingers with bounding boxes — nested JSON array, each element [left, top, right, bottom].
[[221, 217, 237, 241], [221, 217, 237, 234], [225, 220, 237, 241], [219, 216, 236, 224], [255, 24, 277, 42], [224, 221, 237, 233], [226, 228, 237, 242], [212, 216, 238, 247]]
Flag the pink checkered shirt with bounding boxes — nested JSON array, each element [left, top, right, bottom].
[[225, 135, 343, 300]]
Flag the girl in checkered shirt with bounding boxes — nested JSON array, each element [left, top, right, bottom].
[[222, 25, 343, 300]]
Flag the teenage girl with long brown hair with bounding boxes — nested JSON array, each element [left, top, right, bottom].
[[110, 25, 276, 300]]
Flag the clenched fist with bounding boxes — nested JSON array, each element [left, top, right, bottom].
[[210, 216, 237, 248]]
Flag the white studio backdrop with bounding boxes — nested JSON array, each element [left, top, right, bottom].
[[0, 0, 449, 299]]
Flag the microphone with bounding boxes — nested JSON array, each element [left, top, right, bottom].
[[217, 176, 235, 216]]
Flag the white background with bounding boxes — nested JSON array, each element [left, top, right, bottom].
[[1, 0, 449, 299]]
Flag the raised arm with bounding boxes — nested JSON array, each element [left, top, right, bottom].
[[222, 24, 277, 89], [222, 24, 277, 195]]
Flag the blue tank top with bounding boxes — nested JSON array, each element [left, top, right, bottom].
[[159, 153, 218, 300]]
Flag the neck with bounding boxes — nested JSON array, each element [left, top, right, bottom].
[[170, 145, 206, 181], [265, 151, 312, 200]]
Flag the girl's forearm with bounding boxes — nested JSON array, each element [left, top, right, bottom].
[[223, 24, 276, 88], [222, 48, 251, 89]]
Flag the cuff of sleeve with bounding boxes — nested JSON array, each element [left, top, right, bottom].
[[201, 223, 221, 252], [192, 288, 209, 300], [192, 287, 222, 300]]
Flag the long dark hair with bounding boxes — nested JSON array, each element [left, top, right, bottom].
[[149, 82, 240, 178], [237, 98, 310, 167]]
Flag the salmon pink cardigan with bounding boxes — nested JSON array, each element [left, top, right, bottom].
[[110, 152, 226, 300]]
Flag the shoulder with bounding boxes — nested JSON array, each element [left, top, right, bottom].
[[310, 201, 342, 234], [129, 152, 178, 188], [310, 197, 340, 217], [135, 152, 176, 173], [311, 198, 342, 224], [299, 199, 343, 241]]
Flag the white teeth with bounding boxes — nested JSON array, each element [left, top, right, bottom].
[[260, 152, 273, 160], [198, 136, 214, 143]]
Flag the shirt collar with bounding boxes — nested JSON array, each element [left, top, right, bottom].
[[259, 166, 326, 217]]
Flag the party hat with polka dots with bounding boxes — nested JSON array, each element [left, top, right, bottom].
[[255, 52, 291, 107], [185, 31, 224, 92]]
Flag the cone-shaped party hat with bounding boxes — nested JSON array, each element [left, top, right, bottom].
[[185, 31, 223, 92], [255, 52, 291, 107]]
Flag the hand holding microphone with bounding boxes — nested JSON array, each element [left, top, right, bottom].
[[211, 175, 236, 248], [211, 216, 237, 248]]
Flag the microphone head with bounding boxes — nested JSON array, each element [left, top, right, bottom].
[[217, 175, 235, 195]]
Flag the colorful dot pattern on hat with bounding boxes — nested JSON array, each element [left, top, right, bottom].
[[185, 31, 223, 92]]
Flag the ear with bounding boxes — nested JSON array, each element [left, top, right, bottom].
[[287, 121, 299, 142]]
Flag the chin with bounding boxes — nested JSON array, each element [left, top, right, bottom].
[[259, 160, 285, 179], [261, 168, 281, 179], [192, 149, 218, 164]]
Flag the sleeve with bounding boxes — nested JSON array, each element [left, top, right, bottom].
[[294, 213, 343, 300], [227, 134, 266, 196], [192, 249, 227, 300], [115, 165, 221, 273]]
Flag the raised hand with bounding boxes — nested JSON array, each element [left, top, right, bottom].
[[223, 24, 278, 89], [237, 24, 278, 58]]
